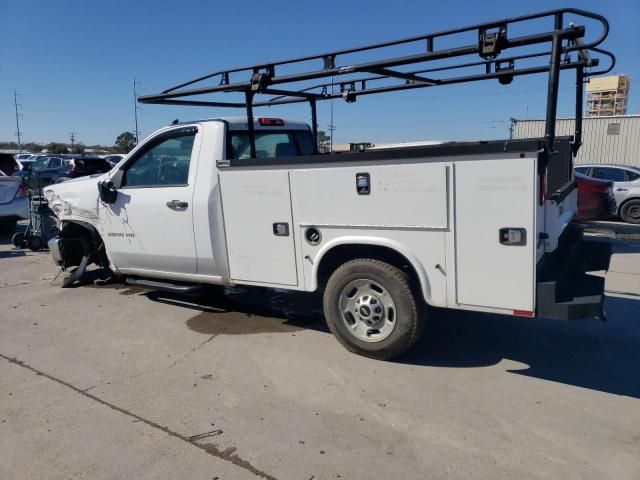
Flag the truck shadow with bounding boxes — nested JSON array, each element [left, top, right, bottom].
[[146, 286, 328, 336], [144, 283, 640, 398], [401, 294, 640, 398]]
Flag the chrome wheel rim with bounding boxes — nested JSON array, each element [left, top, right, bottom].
[[338, 279, 396, 342]]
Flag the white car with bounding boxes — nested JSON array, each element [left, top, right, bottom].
[[14, 153, 34, 163], [0, 170, 29, 232]]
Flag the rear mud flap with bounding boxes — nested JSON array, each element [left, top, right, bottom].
[[536, 230, 612, 320]]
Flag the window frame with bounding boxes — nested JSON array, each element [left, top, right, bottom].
[[591, 166, 627, 183], [119, 126, 198, 189], [226, 128, 314, 160], [48, 157, 63, 168], [623, 169, 640, 182]]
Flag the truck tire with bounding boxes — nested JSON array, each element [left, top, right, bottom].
[[620, 199, 640, 224], [323, 258, 425, 360]]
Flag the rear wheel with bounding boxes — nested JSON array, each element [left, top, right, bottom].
[[620, 199, 640, 224], [1, 220, 18, 233], [323, 258, 425, 360]]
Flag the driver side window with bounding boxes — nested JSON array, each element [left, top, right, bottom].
[[122, 131, 195, 188]]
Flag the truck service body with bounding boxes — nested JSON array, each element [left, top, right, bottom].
[[44, 9, 614, 358]]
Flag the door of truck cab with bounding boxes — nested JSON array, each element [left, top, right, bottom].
[[102, 126, 201, 274]]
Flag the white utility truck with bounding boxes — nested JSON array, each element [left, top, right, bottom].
[[44, 9, 614, 359]]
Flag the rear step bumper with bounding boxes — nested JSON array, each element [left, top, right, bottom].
[[536, 226, 612, 320]]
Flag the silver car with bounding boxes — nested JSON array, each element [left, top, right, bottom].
[[0, 170, 29, 232], [575, 164, 640, 224]]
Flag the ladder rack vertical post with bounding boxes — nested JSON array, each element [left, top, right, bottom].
[[543, 14, 564, 155], [245, 90, 257, 158], [309, 98, 318, 153], [572, 65, 584, 155]]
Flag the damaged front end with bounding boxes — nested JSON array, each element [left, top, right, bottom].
[[43, 175, 109, 287], [48, 221, 110, 287]]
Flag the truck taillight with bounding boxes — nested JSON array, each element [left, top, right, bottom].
[[15, 184, 28, 199], [539, 174, 547, 205], [258, 117, 284, 126]]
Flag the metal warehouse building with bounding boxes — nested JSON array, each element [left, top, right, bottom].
[[511, 115, 640, 167]]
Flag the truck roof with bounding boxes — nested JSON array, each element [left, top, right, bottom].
[[181, 117, 310, 131]]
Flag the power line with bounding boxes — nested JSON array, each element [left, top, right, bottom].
[[14, 91, 23, 153]]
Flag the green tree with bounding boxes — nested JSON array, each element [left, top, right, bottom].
[[71, 142, 86, 154], [0, 141, 18, 150], [317, 130, 331, 152], [24, 142, 44, 152], [114, 132, 136, 153], [46, 143, 69, 154]]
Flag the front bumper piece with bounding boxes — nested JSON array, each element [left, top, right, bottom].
[[48, 237, 63, 266], [536, 226, 612, 320]]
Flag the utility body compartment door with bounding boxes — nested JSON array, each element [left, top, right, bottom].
[[454, 155, 537, 312], [219, 170, 298, 286]]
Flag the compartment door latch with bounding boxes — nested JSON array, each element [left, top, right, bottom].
[[499, 228, 527, 246]]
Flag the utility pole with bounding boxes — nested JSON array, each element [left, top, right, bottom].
[[14, 91, 23, 153], [509, 117, 516, 139], [69, 132, 76, 152], [133, 77, 141, 144], [327, 76, 335, 152]]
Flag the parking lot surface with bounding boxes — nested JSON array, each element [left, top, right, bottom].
[[1, 226, 639, 480]]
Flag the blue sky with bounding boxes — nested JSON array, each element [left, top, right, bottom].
[[1, 0, 638, 146]]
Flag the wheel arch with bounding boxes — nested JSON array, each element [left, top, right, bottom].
[[617, 195, 640, 214], [312, 237, 433, 305], [59, 220, 109, 268]]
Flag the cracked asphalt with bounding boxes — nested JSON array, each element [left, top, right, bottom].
[[1, 225, 640, 480]]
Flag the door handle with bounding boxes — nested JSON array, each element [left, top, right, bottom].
[[499, 228, 527, 246], [616, 188, 628, 192], [166, 200, 188, 208]]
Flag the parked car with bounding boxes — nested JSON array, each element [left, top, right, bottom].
[[574, 171, 616, 221], [30, 155, 111, 184], [0, 170, 29, 232], [61, 155, 112, 180], [15, 158, 36, 176], [14, 153, 34, 162], [575, 164, 640, 224], [103, 154, 126, 167], [0, 153, 20, 176]]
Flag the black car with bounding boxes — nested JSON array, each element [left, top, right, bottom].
[[30, 154, 111, 184], [0, 153, 20, 176]]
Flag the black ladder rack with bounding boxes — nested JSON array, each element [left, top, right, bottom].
[[138, 8, 614, 161]]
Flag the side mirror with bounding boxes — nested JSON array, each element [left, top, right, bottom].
[[98, 180, 118, 203]]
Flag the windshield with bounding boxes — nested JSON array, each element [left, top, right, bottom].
[[229, 130, 315, 159]]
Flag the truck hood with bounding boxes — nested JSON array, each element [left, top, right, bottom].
[[44, 174, 106, 221]]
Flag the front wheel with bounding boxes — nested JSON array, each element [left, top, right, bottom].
[[620, 199, 640, 224], [11, 231, 25, 248], [323, 259, 425, 360]]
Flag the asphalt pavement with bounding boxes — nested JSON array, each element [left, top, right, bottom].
[[1, 224, 639, 480]]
